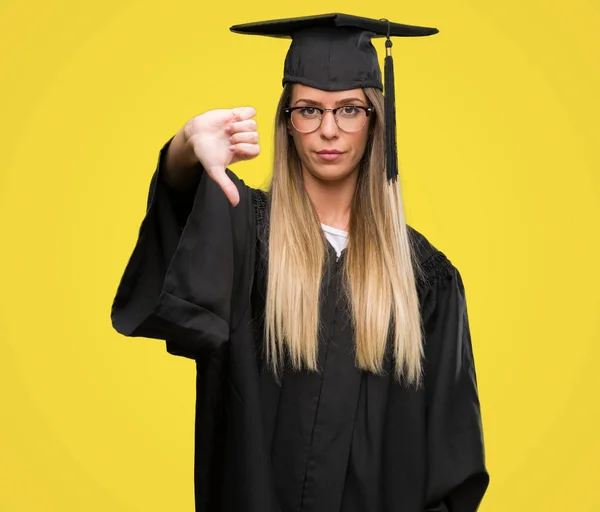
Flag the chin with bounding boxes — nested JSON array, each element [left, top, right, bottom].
[[308, 165, 354, 182], [304, 157, 357, 182]]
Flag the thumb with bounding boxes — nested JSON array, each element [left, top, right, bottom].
[[205, 167, 240, 207]]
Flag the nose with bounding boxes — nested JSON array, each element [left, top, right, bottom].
[[319, 110, 339, 139]]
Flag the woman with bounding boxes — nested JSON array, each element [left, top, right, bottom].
[[111, 13, 489, 512]]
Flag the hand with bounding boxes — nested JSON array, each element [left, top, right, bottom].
[[183, 107, 260, 207]]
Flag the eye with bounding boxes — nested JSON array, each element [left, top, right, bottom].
[[339, 106, 361, 117], [298, 107, 320, 118]]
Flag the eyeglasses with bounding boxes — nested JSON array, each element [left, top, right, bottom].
[[284, 105, 374, 133]]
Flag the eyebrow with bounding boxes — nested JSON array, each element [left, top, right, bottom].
[[294, 97, 367, 106]]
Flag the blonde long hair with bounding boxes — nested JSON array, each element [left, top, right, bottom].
[[264, 84, 425, 387]]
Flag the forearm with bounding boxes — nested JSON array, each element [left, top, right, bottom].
[[162, 127, 203, 191]]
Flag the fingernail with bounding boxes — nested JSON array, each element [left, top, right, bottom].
[[228, 145, 235, 151]]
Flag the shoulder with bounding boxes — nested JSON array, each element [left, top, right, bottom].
[[250, 188, 270, 233], [406, 224, 456, 292], [406, 224, 438, 264], [250, 187, 269, 210], [219, 169, 269, 228]]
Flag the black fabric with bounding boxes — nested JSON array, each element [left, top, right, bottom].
[[230, 13, 437, 92], [111, 139, 489, 511]]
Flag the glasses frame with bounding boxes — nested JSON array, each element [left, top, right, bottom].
[[284, 105, 374, 133]]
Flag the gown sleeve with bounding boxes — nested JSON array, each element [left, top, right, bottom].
[[110, 137, 255, 360], [421, 252, 490, 512]]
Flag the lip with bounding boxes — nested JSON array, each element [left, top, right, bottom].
[[316, 150, 344, 162], [317, 153, 342, 162]]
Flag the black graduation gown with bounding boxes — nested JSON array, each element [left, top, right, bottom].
[[111, 139, 490, 512]]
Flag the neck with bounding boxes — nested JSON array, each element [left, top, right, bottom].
[[302, 166, 358, 231]]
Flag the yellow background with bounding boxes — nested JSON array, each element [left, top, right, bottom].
[[1, 0, 598, 510]]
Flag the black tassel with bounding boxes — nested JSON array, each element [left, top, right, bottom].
[[384, 38, 399, 183]]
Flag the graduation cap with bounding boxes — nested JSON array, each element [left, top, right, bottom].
[[230, 13, 439, 183]]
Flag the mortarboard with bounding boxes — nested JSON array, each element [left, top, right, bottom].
[[230, 13, 439, 183]]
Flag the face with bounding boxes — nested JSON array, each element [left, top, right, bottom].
[[287, 84, 371, 183]]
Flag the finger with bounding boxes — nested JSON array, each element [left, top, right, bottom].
[[231, 106, 256, 121], [228, 119, 258, 134], [230, 131, 259, 145], [205, 168, 240, 207], [229, 143, 260, 160], [196, 109, 236, 129]]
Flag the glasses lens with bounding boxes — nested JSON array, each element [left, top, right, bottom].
[[335, 106, 367, 132], [289, 106, 368, 132], [290, 107, 322, 132]]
